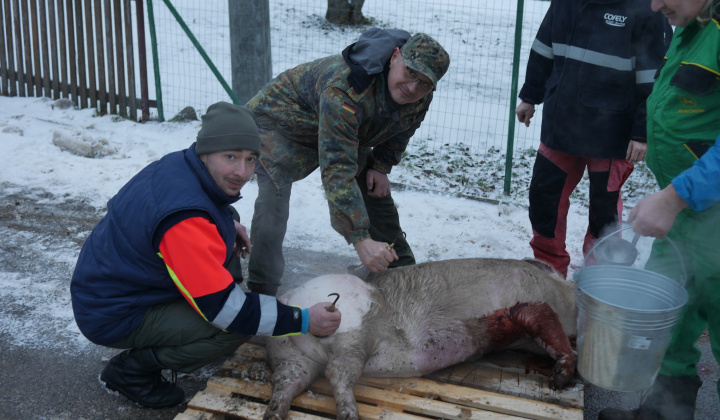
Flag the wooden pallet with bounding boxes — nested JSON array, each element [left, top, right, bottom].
[[175, 343, 583, 420]]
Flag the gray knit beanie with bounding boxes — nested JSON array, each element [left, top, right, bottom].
[[195, 102, 261, 155]]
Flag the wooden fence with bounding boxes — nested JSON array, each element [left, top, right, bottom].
[[0, 0, 149, 120]]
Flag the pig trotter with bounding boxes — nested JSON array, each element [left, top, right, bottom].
[[549, 355, 575, 389], [336, 406, 360, 420]]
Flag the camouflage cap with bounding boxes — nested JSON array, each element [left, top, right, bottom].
[[400, 33, 450, 89]]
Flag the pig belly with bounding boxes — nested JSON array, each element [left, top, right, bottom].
[[363, 322, 477, 377]]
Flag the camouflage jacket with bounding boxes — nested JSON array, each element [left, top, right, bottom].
[[247, 53, 432, 244]]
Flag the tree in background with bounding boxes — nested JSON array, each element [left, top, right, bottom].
[[326, 0, 367, 24]]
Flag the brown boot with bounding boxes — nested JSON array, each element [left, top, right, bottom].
[[598, 374, 702, 420]]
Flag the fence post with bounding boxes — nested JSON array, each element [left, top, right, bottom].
[[504, 0, 525, 196], [146, 0, 164, 121], [228, 0, 271, 105]]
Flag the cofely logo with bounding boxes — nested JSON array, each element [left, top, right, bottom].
[[604, 13, 627, 27]]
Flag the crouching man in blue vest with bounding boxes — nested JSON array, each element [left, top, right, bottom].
[[70, 102, 342, 408]]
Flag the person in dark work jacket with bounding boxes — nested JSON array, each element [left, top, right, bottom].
[[245, 29, 450, 295], [514, 0, 671, 277], [70, 102, 341, 409]]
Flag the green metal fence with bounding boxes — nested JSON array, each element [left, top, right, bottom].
[[145, 0, 551, 201]]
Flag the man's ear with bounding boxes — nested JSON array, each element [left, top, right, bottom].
[[390, 47, 401, 63]]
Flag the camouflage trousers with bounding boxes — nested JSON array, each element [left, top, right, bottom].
[[248, 165, 415, 294]]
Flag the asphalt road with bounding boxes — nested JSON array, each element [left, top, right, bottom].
[[0, 186, 717, 419]]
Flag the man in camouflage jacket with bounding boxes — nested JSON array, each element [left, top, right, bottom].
[[246, 28, 450, 295]]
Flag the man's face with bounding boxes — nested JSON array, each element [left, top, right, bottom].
[[651, 0, 707, 27], [199, 150, 257, 196], [387, 48, 434, 105]]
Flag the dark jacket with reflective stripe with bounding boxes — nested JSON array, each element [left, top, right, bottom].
[[70, 145, 302, 345], [519, 0, 670, 158]]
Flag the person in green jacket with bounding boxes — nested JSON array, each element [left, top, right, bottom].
[[245, 29, 450, 295], [599, 0, 720, 419]]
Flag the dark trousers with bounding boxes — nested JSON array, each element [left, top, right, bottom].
[[108, 300, 249, 373], [528, 143, 633, 277], [248, 165, 414, 290]]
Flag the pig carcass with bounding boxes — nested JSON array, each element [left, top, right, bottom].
[[264, 258, 577, 419]]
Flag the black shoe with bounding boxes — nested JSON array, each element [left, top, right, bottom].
[[248, 282, 279, 296], [598, 408, 638, 420], [598, 374, 701, 420], [99, 348, 185, 408]]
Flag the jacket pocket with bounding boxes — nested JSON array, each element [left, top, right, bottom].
[[671, 64, 719, 96], [683, 141, 712, 159]]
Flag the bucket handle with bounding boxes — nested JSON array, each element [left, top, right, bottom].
[[583, 225, 688, 285]]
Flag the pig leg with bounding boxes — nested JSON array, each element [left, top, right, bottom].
[[264, 339, 324, 420], [324, 338, 370, 420], [507, 302, 576, 389]]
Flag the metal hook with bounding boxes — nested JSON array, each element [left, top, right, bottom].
[[327, 293, 340, 312], [387, 231, 406, 250]]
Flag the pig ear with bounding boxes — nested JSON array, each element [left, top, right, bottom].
[[522, 258, 564, 279]]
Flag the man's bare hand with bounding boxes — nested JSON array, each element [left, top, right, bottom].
[[307, 302, 341, 336], [366, 169, 391, 198], [353, 238, 398, 273], [234, 220, 251, 258], [515, 101, 535, 127], [626, 140, 647, 163], [628, 185, 688, 238]]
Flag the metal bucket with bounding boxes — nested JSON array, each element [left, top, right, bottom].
[[574, 265, 688, 391]]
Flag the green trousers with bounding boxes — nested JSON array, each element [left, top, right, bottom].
[[248, 165, 415, 290], [108, 300, 250, 373], [645, 204, 720, 397]]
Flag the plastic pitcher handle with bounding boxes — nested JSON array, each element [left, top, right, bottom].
[[583, 225, 688, 285]]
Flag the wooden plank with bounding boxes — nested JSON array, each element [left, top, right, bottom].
[[74, 0, 86, 108], [57, 0, 68, 97], [47, 0, 59, 98], [103, 0, 115, 113], [134, 0, 149, 121], [205, 376, 452, 420], [206, 360, 571, 420], [13, 0, 25, 96], [122, 0, 136, 120], [84, 0, 96, 108], [174, 408, 225, 419], [359, 377, 582, 420], [93, 0, 105, 113], [232, 344, 581, 409], [65, 0, 77, 105], [38, 0, 51, 97], [204, 344, 583, 419], [428, 362, 503, 394], [112, 0, 125, 115], [311, 379, 519, 420], [0, 0, 9, 96], [29, 0, 42, 96], [20, 0, 32, 95]]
